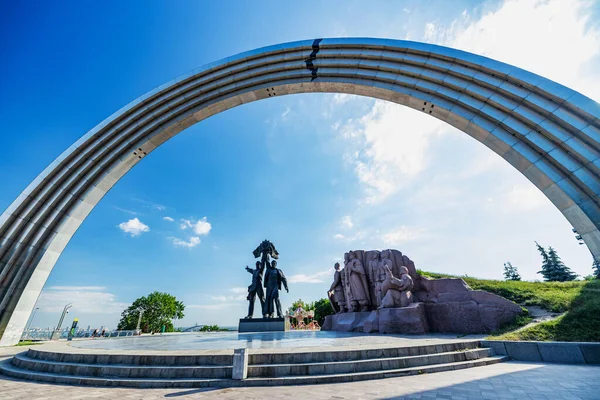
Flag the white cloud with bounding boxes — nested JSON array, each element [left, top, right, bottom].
[[36, 286, 128, 314], [163, 216, 174, 222], [114, 207, 138, 215], [46, 286, 106, 291], [333, 230, 367, 243], [446, 0, 600, 100], [504, 185, 551, 211], [132, 198, 167, 212], [288, 269, 333, 284], [333, 93, 352, 104], [381, 226, 425, 245], [188, 287, 248, 311], [339, 101, 447, 203], [336, 0, 600, 205], [187, 303, 237, 310], [209, 294, 246, 302], [192, 217, 212, 235], [170, 236, 201, 248], [180, 217, 212, 236], [340, 215, 353, 229], [117, 218, 149, 237]]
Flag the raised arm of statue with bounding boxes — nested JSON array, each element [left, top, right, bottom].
[[245, 266, 252, 274]]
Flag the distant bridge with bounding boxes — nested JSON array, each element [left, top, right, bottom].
[[181, 325, 207, 332]]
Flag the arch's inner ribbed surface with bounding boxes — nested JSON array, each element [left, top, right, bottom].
[[1, 38, 599, 346]]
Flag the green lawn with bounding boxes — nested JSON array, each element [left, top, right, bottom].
[[418, 270, 600, 342], [16, 340, 44, 346]]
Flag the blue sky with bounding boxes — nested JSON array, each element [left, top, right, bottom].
[[1, 0, 600, 329]]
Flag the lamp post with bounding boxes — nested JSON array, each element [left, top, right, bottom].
[[51, 303, 72, 340], [21, 307, 39, 340], [135, 307, 144, 335]]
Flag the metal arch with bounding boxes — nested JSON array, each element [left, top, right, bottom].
[[1, 38, 599, 346]]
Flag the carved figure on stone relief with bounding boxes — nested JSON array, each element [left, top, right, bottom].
[[346, 251, 371, 312], [380, 266, 414, 309], [328, 262, 347, 313], [342, 252, 352, 310], [380, 249, 396, 275], [367, 251, 385, 308]]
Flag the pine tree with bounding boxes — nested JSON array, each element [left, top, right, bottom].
[[536, 242, 577, 282], [536, 241, 553, 281], [503, 261, 521, 281], [592, 258, 600, 279], [547, 246, 577, 281]]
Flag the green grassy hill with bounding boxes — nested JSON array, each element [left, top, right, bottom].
[[418, 271, 600, 342]]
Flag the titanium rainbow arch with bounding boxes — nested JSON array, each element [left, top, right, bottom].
[[1, 37, 599, 346]]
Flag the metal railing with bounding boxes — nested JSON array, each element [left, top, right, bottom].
[[20, 328, 138, 341]]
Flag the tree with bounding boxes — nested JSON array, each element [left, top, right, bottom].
[[536, 242, 577, 282], [593, 258, 600, 279], [536, 241, 551, 277], [199, 325, 226, 332], [313, 298, 334, 326], [287, 299, 313, 314], [287, 298, 334, 326], [503, 262, 521, 281], [547, 246, 577, 282], [118, 291, 185, 333]]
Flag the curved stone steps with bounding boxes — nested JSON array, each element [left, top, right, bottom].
[[0, 341, 508, 387], [0, 358, 226, 388], [243, 356, 508, 386], [12, 353, 232, 379], [25, 348, 232, 366], [248, 340, 481, 364], [0, 356, 508, 388], [247, 348, 492, 377]]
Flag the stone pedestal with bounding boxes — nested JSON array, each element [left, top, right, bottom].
[[238, 318, 290, 333], [378, 303, 429, 334], [325, 312, 369, 332], [323, 304, 429, 334]]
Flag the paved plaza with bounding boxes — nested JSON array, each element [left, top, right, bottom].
[[44, 332, 487, 352], [0, 357, 597, 399]]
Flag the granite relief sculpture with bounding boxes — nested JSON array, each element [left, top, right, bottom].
[[323, 249, 523, 334], [379, 266, 413, 309], [328, 262, 347, 313], [344, 251, 371, 312]]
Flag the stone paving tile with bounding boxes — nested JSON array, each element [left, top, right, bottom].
[[0, 362, 599, 399]]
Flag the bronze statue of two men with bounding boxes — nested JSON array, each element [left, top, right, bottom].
[[245, 240, 289, 319]]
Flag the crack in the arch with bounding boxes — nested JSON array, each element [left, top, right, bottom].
[[305, 38, 323, 81]]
